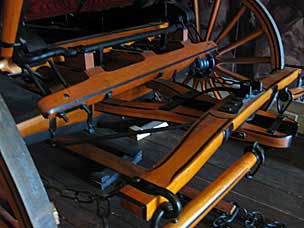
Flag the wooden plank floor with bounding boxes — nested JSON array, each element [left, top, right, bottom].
[[1, 76, 304, 227]]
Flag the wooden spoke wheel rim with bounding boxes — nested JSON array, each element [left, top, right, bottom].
[[0, 96, 57, 228], [0, 159, 32, 228], [183, 0, 284, 99]]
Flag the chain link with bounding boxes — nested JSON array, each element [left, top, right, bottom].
[[240, 208, 287, 228], [42, 177, 288, 228], [42, 177, 125, 228], [213, 203, 287, 228]]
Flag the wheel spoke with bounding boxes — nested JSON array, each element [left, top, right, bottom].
[[215, 65, 248, 81], [193, 78, 199, 90], [0, 186, 7, 201], [209, 77, 222, 100], [213, 72, 227, 86], [218, 29, 264, 56], [217, 56, 271, 65], [0, 218, 9, 228], [171, 1, 280, 99], [193, 0, 201, 35], [0, 206, 18, 228], [182, 74, 192, 85], [213, 72, 234, 88], [205, 0, 221, 41], [0, 176, 23, 227], [215, 5, 247, 44], [200, 79, 207, 91]]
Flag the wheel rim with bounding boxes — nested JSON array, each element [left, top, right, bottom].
[[0, 96, 57, 228], [182, 0, 284, 99], [0, 158, 32, 228]]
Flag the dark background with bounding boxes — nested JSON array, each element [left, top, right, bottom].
[[267, 0, 304, 68]]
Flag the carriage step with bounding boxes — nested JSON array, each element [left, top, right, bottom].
[[232, 110, 298, 148]]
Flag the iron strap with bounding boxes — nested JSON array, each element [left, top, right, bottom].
[[0, 40, 21, 48]]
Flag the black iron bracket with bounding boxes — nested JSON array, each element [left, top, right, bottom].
[[48, 60, 69, 88], [231, 131, 246, 140], [0, 40, 21, 48], [48, 118, 57, 147], [218, 80, 263, 114], [277, 88, 293, 115], [266, 88, 293, 134], [128, 177, 182, 223], [213, 202, 240, 228], [23, 65, 51, 96], [81, 104, 95, 134], [245, 142, 265, 180]]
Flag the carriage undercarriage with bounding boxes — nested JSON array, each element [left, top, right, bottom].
[[0, 0, 303, 227]]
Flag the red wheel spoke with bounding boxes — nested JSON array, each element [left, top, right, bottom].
[[218, 29, 264, 56], [217, 56, 271, 65], [0, 206, 18, 228], [0, 178, 23, 226], [0, 186, 8, 201], [0, 218, 9, 228], [215, 5, 247, 44], [215, 65, 248, 81], [205, 0, 221, 41]]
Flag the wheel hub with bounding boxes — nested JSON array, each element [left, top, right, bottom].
[[192, 55, 216, 79]]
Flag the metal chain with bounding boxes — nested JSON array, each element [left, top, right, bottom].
[[213, 203, 287, 228], [41, 177, 288, 228], [42, 177, 125, 228], [240, 208, 287, 228]]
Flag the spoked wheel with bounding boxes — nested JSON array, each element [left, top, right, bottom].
[[0, 159, 32, 228], [182, 0, 284, 99], [0, 96, 57, 228]]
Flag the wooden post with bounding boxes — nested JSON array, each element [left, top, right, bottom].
[[1, 0, 24, 58]]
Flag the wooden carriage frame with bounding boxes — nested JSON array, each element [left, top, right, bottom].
[[0, 0, 303, 227]]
